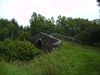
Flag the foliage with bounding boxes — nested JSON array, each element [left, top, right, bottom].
[[75, 25, 100, 44], [30, 12, 55, 36], [0, 12, 100, 45], [0, 19, 19, 41], [0, 40, 41, 61], [0, 18, 31, 41], [0, 12, 100, 61], [0, 41, 100, 75]]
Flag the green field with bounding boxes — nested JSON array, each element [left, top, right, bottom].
[[0, 41, 100, 75]]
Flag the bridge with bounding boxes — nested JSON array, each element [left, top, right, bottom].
[[33, 32, 62, 52]]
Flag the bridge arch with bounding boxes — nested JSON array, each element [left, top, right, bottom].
[[36, 39, 43, 49]]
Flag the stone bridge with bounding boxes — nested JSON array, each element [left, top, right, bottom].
[[33, 32, 62, 52]]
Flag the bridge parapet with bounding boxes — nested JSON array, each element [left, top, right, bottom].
[[33, 32, 62, 52]]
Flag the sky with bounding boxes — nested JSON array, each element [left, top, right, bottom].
[[0, 0, 99, 26]]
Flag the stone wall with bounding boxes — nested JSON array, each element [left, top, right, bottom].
[[33, 32, 62, 52], [51, 33, 74, 41]]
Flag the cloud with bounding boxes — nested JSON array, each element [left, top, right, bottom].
[[0, 0, 99, 26]]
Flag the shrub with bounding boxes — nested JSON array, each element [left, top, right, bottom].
[[0, 42, 8, 57], [0, 40, 41, 61], [75, 25, 100, 44]]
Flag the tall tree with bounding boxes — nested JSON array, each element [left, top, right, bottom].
[[30, 12, 55, 35]]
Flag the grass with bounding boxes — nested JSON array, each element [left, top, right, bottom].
[[0, 41, 100, 75]]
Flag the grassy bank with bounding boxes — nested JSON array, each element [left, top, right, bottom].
[[0, 41, 100, 75]]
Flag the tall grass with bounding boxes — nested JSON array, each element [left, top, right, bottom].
[[0, 41, 100, 75]]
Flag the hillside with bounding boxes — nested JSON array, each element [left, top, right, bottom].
[[0, 41, 100, 75]]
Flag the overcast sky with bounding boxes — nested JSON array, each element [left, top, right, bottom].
[[0, 0, 99, 26]]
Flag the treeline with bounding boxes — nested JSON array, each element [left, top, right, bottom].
[[0, 12, 100, 61], [0, 12, 100, 44], [30, 12, 100, 44], [0, 18, 31, 41]]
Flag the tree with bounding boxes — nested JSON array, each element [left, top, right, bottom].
[[11, 18, 19, 28], [75, 25, 100, 44], [0, 19, 20, 40], [30, 12, 55, 36], [55, 15, 68, 35]]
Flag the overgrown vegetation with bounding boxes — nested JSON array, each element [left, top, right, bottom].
[[0, 12, 100, 45], [0, 12, 100, 61], [0, 40, 41, 61], [0, 41, 100, 75], [0, 0, 100, 74]]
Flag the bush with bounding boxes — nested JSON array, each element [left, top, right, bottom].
[[0, 40, 41, 61], [0, 42, 8, 58], [75, 25, 100, 44]]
